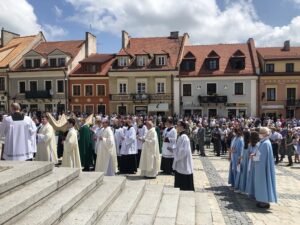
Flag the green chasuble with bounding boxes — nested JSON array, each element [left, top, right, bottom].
[[78, 124, 93, 169], [156, 126, 162, 154]]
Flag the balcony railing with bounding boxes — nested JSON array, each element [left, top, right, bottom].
[[25, 90, 52, 99], [110, 93, 172, 102], [198, 95, 228, 104], [286, 99, 300, 107]]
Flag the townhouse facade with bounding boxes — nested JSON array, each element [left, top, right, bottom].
[[108, 31, 188, 116], [174, 38, 259, 118], [69, 53, 114, 115], [257, 41, 300, 119], [8, 32, 96, 113], [0, 29, 45, 112]]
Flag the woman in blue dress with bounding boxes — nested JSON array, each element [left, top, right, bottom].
[[245, 131, 259, 197], [228, 128, 244, 189], [236, 130, 251, 193]]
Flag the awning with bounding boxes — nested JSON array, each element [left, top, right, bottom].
[[148, 103, 169, 112], [261, 105, 284, 109]]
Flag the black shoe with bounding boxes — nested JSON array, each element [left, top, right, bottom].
[[256, 203, 270, 209]]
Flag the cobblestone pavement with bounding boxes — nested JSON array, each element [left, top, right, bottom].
[[125, 147, 300, 225]]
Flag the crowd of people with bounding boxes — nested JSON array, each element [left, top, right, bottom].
[[1, 103, 300, 208]]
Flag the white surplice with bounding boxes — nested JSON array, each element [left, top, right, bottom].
[[1, 115, 37, 161], [162, 127, 177, 158]]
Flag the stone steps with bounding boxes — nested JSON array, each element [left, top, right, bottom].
[[58, 176, 126, 225], [153, 188, 180, 225], [0, 167, 80, 225], [0, 161, 214, 225], [128, 185, 164, 225], [96, 180, 146, 225], [11, 172, 103, 225], [0, 161, 54, 195], [176, 191, 196, 225]]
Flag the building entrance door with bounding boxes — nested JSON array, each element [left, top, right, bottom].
[[208, 109, 217, 118]]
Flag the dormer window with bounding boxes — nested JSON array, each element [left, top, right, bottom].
[[33, 59, 40, 68], [206, 58, 219, 70], [205, 50, 220, 71], [25, 59, 32, 68], [230, 58, 245, 70], [137, 56, 147, 67], [230, 50, 245, 70], [49, 58, 57, 67], [156, 55, 167, 66], [58, 58, 66, 67], [180, 59, 195, 71], [118, 57, 129, 67]]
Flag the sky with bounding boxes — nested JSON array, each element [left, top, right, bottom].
[[1, 0, 300, 53]]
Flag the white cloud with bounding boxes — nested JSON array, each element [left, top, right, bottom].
[[54, 5, 63, 18], [66, 0, 300, 47], [43, 24, 68, 38], [0, 0, 41, 35], [0, 0, 67, 40]]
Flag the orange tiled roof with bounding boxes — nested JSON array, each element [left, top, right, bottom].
[[180, 43, 257, 77], [0, 35, 36, 68], [257, 47, 300, 59], [114, 36, 184, 70], [33, 40, 84, 58], [71, 53, 115, 76]]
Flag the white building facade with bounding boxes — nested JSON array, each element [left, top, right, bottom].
[[174, 39, 260, 118]]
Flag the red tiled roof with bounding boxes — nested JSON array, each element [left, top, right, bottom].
[[70, 53, 115, 76], [180, 43, 257, 77], [80, 53, 115, 63], [33, 40, 84, 58], [257, 47, 300, 59], [115, 36, 184, 70]]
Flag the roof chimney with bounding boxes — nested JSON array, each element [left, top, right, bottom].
[[283, 40, 290, 51], [122, 30, 129, 49], [170, 31, 179, 39], [1, 28, 20, 47], [85, 32, 97, 57]]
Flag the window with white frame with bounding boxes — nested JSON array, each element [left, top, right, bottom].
[[45, 81, 52, 92], [85, 85, 93, 96], [119, 83, 127, 94], [57, 80, 64, 93], [137, 56, 147, 66], [49, 58, 57, 67], [97, 85, 105, 96], [33, 59, 40, 68], [156, 55, 166, 66], [73, 85, 81, 96], [118, 57, 128, 67], [73, 105, 81, 113], [25, 59, 32, 68], [137, 82, 146, 94], [19, 81, 26, 93], [157, 82, 165, 93], [58, 58, 66, 67], [234, 83, 243, 95], [29, 81, 37, 92], [85, 105, 94, 114], [267, 88, 276, 101]]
